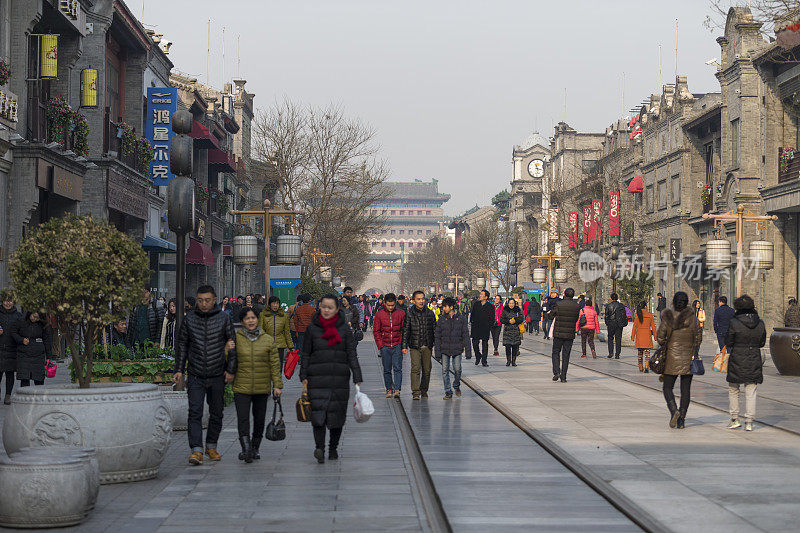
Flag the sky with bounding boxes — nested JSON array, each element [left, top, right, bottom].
[[141, 0, 727, 215]]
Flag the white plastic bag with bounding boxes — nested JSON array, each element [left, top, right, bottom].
[[353, 384, 374, 423]]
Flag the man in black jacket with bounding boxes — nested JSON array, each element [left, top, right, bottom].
[[470, 290, 494, 366], [435, 297, 471, 399], [173, 285, 236, 466], [656, 293, 667, 313], [604, 293, 627, 359], [402, 290, 436, 400], [128, 287, 164, 348], [548, 288, 580, 382], [713, 296, 736, 352]]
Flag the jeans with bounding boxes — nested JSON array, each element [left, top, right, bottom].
[[471, 337, 488, 363], [607, 326, 623, 357], [542, 318, 551, 337], [442, 354, 462, 394], [531, 319, 540, 333], [580, 329, 596, 356], [296, 332, 306, 353], [381, 345, 403, 391], [662, 374, 693, 414], [729, 383, 757, 423], [551, 337, 574, 379], [187, 374, 225, 452], [490, 326, 502, 352], [19, 379, 44, 387], [410, 347, 432, 395], [233, 393, 268, 438], [290, 330, 298, 346], [717, 334, 727, 351], [313, 425, 343, 450], [2, 370, 14, 396]]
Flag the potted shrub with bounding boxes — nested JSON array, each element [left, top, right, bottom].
[[2, 215, 172, 484]]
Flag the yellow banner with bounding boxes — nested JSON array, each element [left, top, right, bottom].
[[81, 68, 97, 107], [40, 35, 58, 78]]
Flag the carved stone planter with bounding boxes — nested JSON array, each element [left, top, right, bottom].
[[11, 446, 100, 512], [2, 383, 172, 484], [769, 327, 800, 376], [0, 454, 89, 528], [159, 386, 209, 431]]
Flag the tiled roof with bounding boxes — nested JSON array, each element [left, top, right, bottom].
[[386, 180, 450, 201]]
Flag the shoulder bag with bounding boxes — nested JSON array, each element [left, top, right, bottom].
[[578, 309, 587, 328], [690, 354, 705, 375], [296, 383, 312, 423], [649, 346, 666, 374], [265, 396, 286, 441]]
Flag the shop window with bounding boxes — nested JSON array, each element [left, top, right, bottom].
[[657, 180, 667, 209], [671, 174, 680, 206], [731, 118, 740, 168]]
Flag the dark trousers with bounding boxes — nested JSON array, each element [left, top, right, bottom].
[[233, 392, 268, 438], [551, 337, 574, 379], [187, 374, 225, 451], [296, 332, 306, 353], [313, 425, 343, 450], [580, 329, 596, 356], [19, 379, 44, 387], [290, 330, 298, 346], [531, 319, 540, 333], [607, 326, 623, 357], [542, 318, 551, 338], [663, 374, 693, 414], [490, 326, 502, 352], [471, 337, 488, 364], [2, 370, 14, 396], [716, 334, 726, 351], [278, 348, 285, 366], [504, 344, 519, 360]]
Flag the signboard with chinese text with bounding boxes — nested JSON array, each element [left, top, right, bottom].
[[549, 208, 558, 240], [608, 191, 620, 237], [591, 199, 602, 244], [568, 211, 578, 248], [145, 87, 177, 186], [582, 205, 591, 244]]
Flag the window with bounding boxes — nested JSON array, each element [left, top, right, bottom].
[[381, 242, 387, 248], [671, 174, 680, 206], [399, 230, 404, 235], [390, 210, 396, 215], [417, 230, 422, 235], [731, 118, 740, 168], [426, 210, 431, 215], [704, 142, 715, 186], [390, 242, 395, 248], [417, 210, 423, 215], [635, 192, 643, 210], [581, 160, 598, 174], [390, 229, 395, 235], [381, 230, 387, 235], [426, 230, 432, 235], [646, 184, 654, 213], [398, 210, 404, 215], [657, 180, 667, 209]]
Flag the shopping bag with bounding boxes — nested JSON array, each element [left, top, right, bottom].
[[548, 319, 555, 338], [353, 384, 374, 423], [265, 397, 286, 441], [690, 355, 705, 376], [284, 349, 300, 380], [296, 383, 312, 423], [712, 349, 729, 372], [45, 359, 57, 379]]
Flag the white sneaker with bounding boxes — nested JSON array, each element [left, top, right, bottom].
[[727, 419, 741, 430], [744, 422, 753, 431]]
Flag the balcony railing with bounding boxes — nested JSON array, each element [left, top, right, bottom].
[[102, 107, 138, 171], [779, 148, 800, 183]]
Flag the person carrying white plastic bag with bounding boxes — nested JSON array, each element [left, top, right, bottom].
[[353, 384, 374, 422]]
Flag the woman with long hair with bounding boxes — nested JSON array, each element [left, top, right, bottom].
[[300, 295, 363, 463], [631, 301, 657, 372], [500, 297, 523, 367], [160, 299, 178, 350], [657, 292, 701, 429]]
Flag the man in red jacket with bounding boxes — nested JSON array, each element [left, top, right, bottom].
[[373, 293, 405, 398]]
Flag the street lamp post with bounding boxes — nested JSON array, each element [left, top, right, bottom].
[[530, 252, 566, 297], [447, 274, 464, 295], [702, 205, 777, 298], [230, 199, 302, 298]]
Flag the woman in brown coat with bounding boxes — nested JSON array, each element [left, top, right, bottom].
[[656, 291, 701, 429], [631, 301, 657, 373]]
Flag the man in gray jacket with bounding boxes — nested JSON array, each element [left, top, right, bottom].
[[435, 297, 471, 400]]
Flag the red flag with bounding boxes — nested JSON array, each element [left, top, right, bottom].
[[608, 191, 620, 237], [592, 199, 601, 243], [582, 205, 591, 244], [568, 211, 578, 248]]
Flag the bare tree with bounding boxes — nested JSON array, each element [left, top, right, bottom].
[[462, 218, 517, 292], [706, 1, 800, 37]]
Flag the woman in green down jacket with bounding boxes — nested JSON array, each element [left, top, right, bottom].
[[232, 307, 283, 464], [258, 296, 294, 366]]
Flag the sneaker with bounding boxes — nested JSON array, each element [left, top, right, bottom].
[[314, 448, 325, 463], [393, 390, 401, 398], [386, 390, 393, 398], [474, 358, 480, 366], [552, 375, 559, 382], [443, 392, 453, 400], [581, 354, 587, 358], [412, 393, 420, 400], [421, 391, 428, 398], [744, 422, 753, 431], [727, 419, 741, 430], [205, 448, 221, 461], [328, 448, 339, 460], [482, 362, 488, 367], [188, 451, 203, 465], [454, 387, 461, 397]]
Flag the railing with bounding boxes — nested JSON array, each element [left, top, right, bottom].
[[25, 95, 83, 151], [102, 107, 139, 171], [779, 147, 800, 183]]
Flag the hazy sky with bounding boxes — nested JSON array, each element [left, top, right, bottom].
[[142, 0, 726, 215]]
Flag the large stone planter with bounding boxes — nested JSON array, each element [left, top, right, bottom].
[[0, 454, 89, 528], [159, 386, 209, 431], [11, 447, 100, 512], [769, 327, 800, 376], [2, 383, 171, 484]]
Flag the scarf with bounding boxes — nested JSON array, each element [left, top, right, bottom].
[[319, 315, 342, 346], [243, 326, 261, 342]]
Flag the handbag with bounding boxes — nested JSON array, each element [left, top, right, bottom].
[[264, 397, 286, 441], [712, 349, 729, 372], [283, 349, 300, 380], [690, 355, 705, 375], [649, 346, 666, 374], [45, 359, 57, 379], [354, 328, 364, 342], [296, 383, 312, 423], [578, 309, 587, 328]]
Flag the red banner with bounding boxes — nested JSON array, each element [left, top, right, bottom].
[[568, 211, 578, 248], [608, 190, 620, 237], [582, 205, 591, 244], [592, 199, 601, 244]]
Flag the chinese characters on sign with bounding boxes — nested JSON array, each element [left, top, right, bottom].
[[582, 205, 591, 244], [591, 199, 601, 244], [608, 191, 619, 237], [145, 87, 177, 186], [568, 211, 578, 248], [549, 208, 558, 241]]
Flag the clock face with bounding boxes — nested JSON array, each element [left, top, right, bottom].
[[528, 159, 544, 178]]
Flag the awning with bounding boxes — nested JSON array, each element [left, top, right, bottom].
[[189, 120, 219, 149], [627, 175, 644, 193], [186, 238, 213, 266], [142, 234, 177, 253], [208, 147, 236, 173]]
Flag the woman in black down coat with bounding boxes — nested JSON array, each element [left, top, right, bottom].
[[13, 311, 51, 386], [500, 299, 523, 367], [300, 294, 363, 463], [724, 294, 766, 432]]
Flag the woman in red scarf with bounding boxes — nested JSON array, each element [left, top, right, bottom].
[[300, 294, 363, 463]]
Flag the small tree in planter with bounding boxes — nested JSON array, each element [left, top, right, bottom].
[[9, 215, 150, 388]]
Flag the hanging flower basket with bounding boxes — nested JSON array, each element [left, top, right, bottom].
[[118, 122, 136, 156], [135, 137, 153, 175], [0, 58, 11, 86], [701, 186, 712, 208], [780, 147, 796, 174], [72, 111, 89, 157], [196, 185, 210, 204], [46, 94, 72, 145]]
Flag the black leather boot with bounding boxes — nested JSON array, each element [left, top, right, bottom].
[[506, 354, 511, 366], [251, 436, 262, 460], [511, 354, 517, 367], [239, 436, 253, 463], [667, 400, 679, 428], [677, 409, 686, 429]]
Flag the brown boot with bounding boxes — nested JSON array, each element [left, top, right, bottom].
[[188, 451, 203, 465], [637, 354, 644, 372], [205, 448, 221, 461]]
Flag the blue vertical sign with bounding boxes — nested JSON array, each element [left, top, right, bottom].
[[145, 87, 178, 186]]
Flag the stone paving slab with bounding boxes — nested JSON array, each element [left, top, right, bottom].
[[521, 333, 800, 434], [462, 344, 800, 533]]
